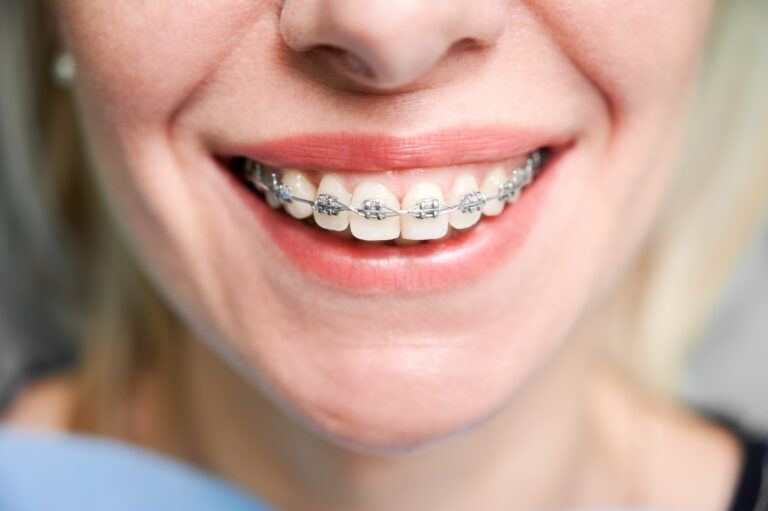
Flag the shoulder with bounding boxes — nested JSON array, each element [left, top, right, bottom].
[[639, 397, 768, 511], [688, 406, 768, 511], [586, 366, 748, 510], [634, 399, 746, 510], [0, 373, 76, 430]]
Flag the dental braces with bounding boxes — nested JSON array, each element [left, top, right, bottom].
[[239, 149, 543, 220]]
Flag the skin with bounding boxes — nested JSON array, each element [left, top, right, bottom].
[[11, 0, 745, 509]]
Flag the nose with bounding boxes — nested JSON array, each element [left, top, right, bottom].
[[279, 0, 508, 90]]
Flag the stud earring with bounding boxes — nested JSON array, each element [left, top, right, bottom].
[[51, 52, 76, 87]]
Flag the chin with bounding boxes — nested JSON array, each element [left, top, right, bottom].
[[239, 333, 541, 452], [216, 308, 564, 453]]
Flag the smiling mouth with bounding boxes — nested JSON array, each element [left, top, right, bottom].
[[226, 148, 549, 244]]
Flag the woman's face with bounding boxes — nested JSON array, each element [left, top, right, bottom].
[[55, 1, 713, 449]]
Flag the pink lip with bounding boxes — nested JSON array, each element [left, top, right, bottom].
[[221, 129, 572, 293], [228, 127, 570, 171]]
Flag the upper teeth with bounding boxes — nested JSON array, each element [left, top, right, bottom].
[[239, 150, 543, 241]]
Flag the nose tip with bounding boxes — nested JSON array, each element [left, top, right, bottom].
[[279, 0, 507, 90]]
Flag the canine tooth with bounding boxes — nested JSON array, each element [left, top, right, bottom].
[[254, 166, 281, 209], [281, 169, 316, 219], [349, 182, 400, 241], [313, 174, 351, 231], [448, 174, 482, 229], [265, 190, 281, 209], [400, 183, 448, 240], [480, 165, 507, 216]]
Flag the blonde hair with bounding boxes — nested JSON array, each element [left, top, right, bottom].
[[1, 0, 766, 451]]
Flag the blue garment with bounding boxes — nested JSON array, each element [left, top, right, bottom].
[[0, 426, 274, 511]]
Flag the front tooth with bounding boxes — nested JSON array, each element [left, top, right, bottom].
[[448, 174, 482, 229], [313, 174, 351, 231], [349, 182, 400, 241], [281, 169, 316, 219], [480, 165, 507, 216], [400, 183, 448, 240]]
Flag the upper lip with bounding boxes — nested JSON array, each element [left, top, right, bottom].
[[222, 126, 571, 171]]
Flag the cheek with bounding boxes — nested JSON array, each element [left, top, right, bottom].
[[533, 0, 714, 113], [535, 1, 714, 295], [53, 1, 278, 330], [56, 0, 264, 125]]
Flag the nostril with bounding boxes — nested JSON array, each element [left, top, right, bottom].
[[342, 51, 375, 80], [313, 45, 376, 80], [447, 37, 487, 56]]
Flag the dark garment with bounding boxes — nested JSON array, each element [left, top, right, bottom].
[[728, 430, 768, 511]]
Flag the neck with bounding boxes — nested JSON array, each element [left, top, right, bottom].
[[175, 327, 642, 511]]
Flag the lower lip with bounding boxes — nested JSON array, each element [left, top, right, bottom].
[[225, 151, 566, 292]]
